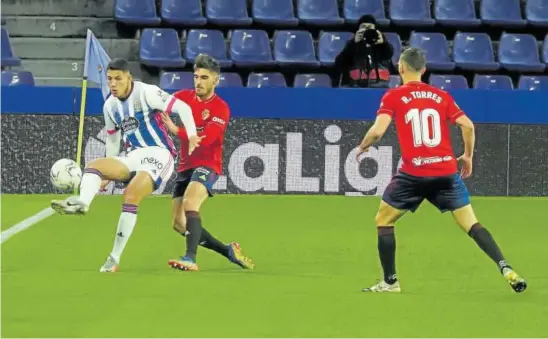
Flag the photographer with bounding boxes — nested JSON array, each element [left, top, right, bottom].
[[334, 15, 394, 88]]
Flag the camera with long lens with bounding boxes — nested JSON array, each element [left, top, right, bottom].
[[361, 29, 379, 45]]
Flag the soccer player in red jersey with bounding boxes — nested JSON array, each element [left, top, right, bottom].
[[357, 48, 526, 293], [161, 54, 254, 272]]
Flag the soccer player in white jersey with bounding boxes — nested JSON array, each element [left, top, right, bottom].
[[51, 58, 201, 272]]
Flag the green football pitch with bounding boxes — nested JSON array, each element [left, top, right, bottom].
[[2, 194, 547, 338]]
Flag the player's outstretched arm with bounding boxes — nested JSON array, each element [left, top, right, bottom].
[[455, 115, 475, 178], [356, 114, 392, 160]]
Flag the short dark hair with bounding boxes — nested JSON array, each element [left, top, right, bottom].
[[107, 58, 130, 72], [400, 48, 427, 72], [193, 54, 221, 74]]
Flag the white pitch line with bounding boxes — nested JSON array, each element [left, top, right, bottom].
[[1, 207, 55, 244]]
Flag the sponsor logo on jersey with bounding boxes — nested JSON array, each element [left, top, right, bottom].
[[195, 167, 211, 175], [141, 157, 164, 169], [121, 117, 140, 134], [202, 109, 210, 120], [212, 116, 226, 125], [412, 156, 453, 167]]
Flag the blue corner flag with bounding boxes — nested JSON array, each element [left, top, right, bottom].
[[83, 29, 111, 99]]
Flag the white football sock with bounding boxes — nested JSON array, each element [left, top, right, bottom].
[[109, 204, 138, 264], [78, 169, 103, 206]]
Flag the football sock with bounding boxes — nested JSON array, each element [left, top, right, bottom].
[[79, 168, 103, 206], [200, 228, 230, 259], [378, 226, 397, 284], [110, 204, 138, 264], [468, 223, 511, 273], [184, 211, 203, 261]]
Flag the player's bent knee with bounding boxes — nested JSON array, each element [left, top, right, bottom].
[[182, 198, 201, 212], [173, 218, 186, 233], [452, 204, 478, 232]]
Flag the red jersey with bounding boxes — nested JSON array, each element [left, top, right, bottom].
[[173, 89, 230, 174], [377, 81, 465, 177]]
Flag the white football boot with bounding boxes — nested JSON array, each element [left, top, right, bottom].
[[99, 255, 119, 273], [362, 280, 402, 293], [51, 196, 88, 215]]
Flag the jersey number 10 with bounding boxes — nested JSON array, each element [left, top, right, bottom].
[[405, 108, 442, 147]]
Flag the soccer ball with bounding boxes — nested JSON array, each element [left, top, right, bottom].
[[50, 159, 82, 191]]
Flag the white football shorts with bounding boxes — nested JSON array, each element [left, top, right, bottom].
[[114, 146, 175, 188]]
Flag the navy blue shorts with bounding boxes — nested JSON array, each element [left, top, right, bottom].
[[382, 172, 470, 213], [172, 167, 219, 199]]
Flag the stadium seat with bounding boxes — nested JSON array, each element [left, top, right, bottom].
[[498, 33, 546, 72], [1, 71, 35, 86], [115, 0, 161, 25], [434, 0, 481, 27], [218, 73, 244, 88], [429, 75, 469, 90], [526, 0, 548, 27], [185, 30, 232, 68], [453, 32, 499, 71], [206, 0, 253, 26], [318, 31, 353, 66], [1, 28, 21, 67], [389, 0, 435, 26], [294, 74, 332, 88], [161, 0, 207, 26], [473, 75, 513, 90], [297, 0, 345, 26], [159, 72, 193, 90], [408, 32, 455, 71], [543, 34, 548, 64], [389, 75, 402, 88], [518, 76, 548, 91], [229, 29, 275, 67], [247, 72, 287, 88], [480, 0, 526, 27], [343, 0, 390, 25], [139, 28, 186, 68], [384, 32, 402, 66], [273, 31, 320, 67], [252, 0, 299, 26]]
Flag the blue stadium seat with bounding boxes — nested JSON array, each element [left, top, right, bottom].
[[161, 0, 207, 26], [185, 30, 232, 68], [253, 0, 298, 26], [294, 74, 332, 88], [343, 0, 390, 25], [318, 31, 353, 66], [453, 32, 499, 71], [206, 0, 253, 26], [409, 32, 454, 71], [247, 73, 287, 87], [526, 0, 548, 27], [218, 73, 244, 88], [1, 71, 34, 86], [473, 75, 513, 90], [229, 29, 275, 67], [1, 28, 21, 67], [159, 72, 193, 90], [498, 33, 546, 73], [543, 34, 548, 64], [384, 32, 402, 66], [273, 31, 320, 67], [429, 75, 469, 90], [139, 28, 186, 68], [389, 75, 402, 88], [297, 0, 345, 26], [480, 0, 526, 27], [389, 0, 435, 26], [518, 76, 548, 91], [115, 0, 161, 25], [434, 0, 481, 27]]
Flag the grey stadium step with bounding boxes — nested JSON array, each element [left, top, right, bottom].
[[2, 0, 115, 17], [22, 60, 143, 79], [3, 16, 121, 38], [11, 38, 139, 61]]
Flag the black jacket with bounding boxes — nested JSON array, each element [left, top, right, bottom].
[[334, 35, 394, 88]]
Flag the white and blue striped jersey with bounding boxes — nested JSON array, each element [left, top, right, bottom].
[[103, 81, 178, 157]]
